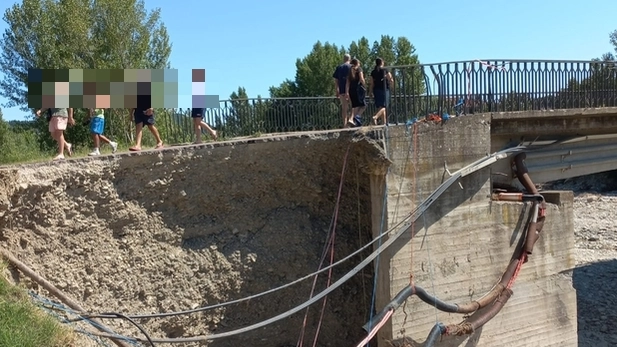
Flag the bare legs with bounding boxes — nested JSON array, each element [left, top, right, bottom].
[[372, 107, 387, 125], [347, 106, 366, 126], [130, 123, 163, 151], [193, 117, 217, 144], [338, 95, 350, 128], [51, 130, 70, 160], [89, 134, 118, 156]]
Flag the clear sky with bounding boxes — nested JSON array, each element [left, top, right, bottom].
[[0, 0, 616, 120]]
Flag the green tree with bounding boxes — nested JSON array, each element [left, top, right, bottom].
[[268, 35, 424, 99], [218, 87, 265, 137], [0, 109, 43, 164], [0, 0, 172, 150]]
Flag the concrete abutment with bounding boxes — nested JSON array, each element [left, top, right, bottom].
[[370, 115, 578, 346]]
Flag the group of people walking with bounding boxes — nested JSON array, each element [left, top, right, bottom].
[[332, 54, 394, 128], [35, 96, 217, 160]]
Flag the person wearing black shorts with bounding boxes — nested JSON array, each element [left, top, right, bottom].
[[191, 107, 218, 144], [345, 58, 367, 127], [129, 94, 163, 151]]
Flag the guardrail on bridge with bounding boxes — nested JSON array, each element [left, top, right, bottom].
[[155, 59, 617, 143]]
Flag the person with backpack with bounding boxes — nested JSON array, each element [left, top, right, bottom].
[[86, 108, 118, 156], [35, 108, 75, 160]]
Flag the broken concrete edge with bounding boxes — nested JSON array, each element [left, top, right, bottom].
[[489, 107, 617, 121], [0, 127, 389, 172], [539, 190, 574, 206]]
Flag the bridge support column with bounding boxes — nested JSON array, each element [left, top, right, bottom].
[[368, 170, 393, 345]]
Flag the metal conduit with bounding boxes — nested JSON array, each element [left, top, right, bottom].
[[366, 151, 548, 346]]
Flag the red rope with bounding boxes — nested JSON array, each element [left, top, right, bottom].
[[297, 144, 351, 347], [507, 253, 526, 289], [355, 309, 394, 347]]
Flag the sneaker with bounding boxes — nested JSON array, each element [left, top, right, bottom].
[[52, 154, 65, 161], [88, 150, 100, 156], [110, 141, 118, 153]]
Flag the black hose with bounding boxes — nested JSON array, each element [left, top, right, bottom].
[[101, 312, 155, 347], [363, 285, 459, 331], [414, 286, 459, 313], [424, 322, 446, 347]]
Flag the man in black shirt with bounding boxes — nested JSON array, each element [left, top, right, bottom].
[[332, 54, 352, 127], [129, 93, 163, 151]]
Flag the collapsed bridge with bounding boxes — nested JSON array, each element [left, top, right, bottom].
[[3, 109, 617, 346]]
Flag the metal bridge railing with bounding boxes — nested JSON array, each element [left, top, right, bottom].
[[153, 59, 617, 143]]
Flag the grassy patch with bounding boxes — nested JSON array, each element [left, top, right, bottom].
[[0, 272, 75, 347]]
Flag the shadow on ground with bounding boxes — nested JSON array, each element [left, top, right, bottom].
[[573, 259, 617, 347]]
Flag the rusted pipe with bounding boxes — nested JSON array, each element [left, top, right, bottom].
[[0, 247, 131, 347], [365, 281, 511, 331], [513, 153, 547, 257], [523, 202, 540, 254], [492, 192, 545, 202], [513, 153, 538, 194], [443, 288, 513, 337]]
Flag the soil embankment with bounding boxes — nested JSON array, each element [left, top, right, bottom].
[[0, 130, 389, 347]]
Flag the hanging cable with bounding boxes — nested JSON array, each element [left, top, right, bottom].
[[68, 146, 527, 344], [100, 313, 155, 347], [297, 144, 351, 347]]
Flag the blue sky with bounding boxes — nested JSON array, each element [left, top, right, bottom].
[[1, 0, 616, 121]]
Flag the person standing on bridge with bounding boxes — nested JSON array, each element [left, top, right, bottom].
[[370, 58, 393, 125], [345, 58, 367, 127], [191, 107, 218, 143], [333, 53, 352, 127]]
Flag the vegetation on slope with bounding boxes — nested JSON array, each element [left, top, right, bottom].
[[0, 269, 75, 347]]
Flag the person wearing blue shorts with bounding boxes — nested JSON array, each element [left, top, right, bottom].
[[87, 108, 118, 156], [370, 58, 394, 125], [191, 107, 218, 144]]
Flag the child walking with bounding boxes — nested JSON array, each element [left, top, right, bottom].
[[88, 108, 118, 156], [192, 108, 218, 144]]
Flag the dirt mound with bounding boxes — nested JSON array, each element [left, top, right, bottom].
[[0, 132, 388, 346]]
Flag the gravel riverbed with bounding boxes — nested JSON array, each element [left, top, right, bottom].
[[547, 172, 617, 347]]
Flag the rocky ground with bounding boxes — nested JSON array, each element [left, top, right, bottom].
[[545, 170, 617, 347]]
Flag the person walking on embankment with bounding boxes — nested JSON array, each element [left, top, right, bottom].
[[35, 107, 75, 160], [86, 108, 118, 156], [129, 93, 163, 151], [191, 108, 218, 144]]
